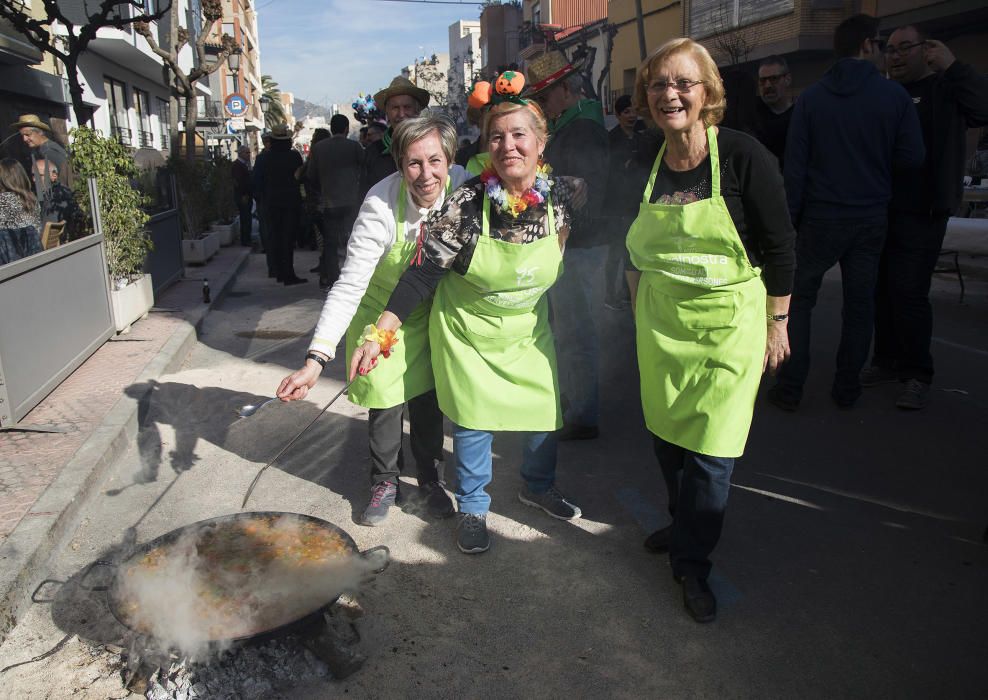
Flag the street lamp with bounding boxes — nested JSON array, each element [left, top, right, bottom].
[[227, 47, 242, 78]]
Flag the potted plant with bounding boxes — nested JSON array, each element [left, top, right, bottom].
[[171, 157, 222, 263], [206, 156, 238, 246], [71, 127, 154, 333]]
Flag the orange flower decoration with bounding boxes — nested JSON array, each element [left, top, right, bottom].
[[362, 324, 400, 358]]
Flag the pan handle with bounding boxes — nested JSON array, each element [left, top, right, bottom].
[[78, 559, 117, 592], [359, 545, 389, 574]]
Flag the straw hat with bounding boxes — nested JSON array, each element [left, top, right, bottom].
[[374, 76, 430, 111], [268, 123, 293, 140], [524, 51, 587, 96], [10, 114, 52, 132]]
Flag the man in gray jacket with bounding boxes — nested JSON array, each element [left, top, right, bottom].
[[307, 114, 364, 289]]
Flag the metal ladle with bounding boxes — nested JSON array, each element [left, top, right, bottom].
[[237, 397, 279, 418]]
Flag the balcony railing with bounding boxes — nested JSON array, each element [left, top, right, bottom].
[[112, 125, 132, 146], [138, 130, 154, 148], [159, 130, 170, 150]]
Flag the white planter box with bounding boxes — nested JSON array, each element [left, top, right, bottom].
[[181, 231, 221, 264], [215, 222, 237, 246], [110, 273, 154, 334]]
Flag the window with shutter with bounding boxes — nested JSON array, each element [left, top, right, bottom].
[[689, 0, 793, 39]]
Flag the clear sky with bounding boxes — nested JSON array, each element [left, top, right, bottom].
[[257, 0, 483, 108]]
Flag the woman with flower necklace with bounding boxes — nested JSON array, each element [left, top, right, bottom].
[[351, 74, 586, 555]]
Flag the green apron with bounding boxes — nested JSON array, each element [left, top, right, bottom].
[[344, 178, 451, 409], [429, 194, 563, 431], [626, 126, 766, 458]]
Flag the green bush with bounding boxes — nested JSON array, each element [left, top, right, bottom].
[[70, 127, 152, 285], [170, 156, 237, 237]]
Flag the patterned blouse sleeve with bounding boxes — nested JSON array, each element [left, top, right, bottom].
[[418, 181, 483, 270]]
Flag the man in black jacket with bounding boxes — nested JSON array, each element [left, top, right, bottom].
[[864, 26, 988, 409], [527, 51, 610, 440], [771, 14, 925, 411], [359, 76, 429, 198], [257, 124, 306, 285]]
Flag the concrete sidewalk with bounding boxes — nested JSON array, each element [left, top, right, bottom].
[[0, 245, 250, 645]]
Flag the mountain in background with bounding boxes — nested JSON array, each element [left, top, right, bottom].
[[293, 98, 335, 121]]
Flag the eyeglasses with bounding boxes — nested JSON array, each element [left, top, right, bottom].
[[884, 41, 924, 57], [646, 79, 704, 95], [758, 73, 789, 85]]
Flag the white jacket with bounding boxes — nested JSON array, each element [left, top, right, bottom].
[[308, 165, 468, 359]]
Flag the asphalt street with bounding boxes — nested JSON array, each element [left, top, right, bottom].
[[1, 247, 986, 698]]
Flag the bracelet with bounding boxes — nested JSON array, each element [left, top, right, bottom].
[[362, 324, 399, 358], [766, 313, 789, 322], [305, 352, 327, 369]]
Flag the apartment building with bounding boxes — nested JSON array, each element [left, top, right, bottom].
[[205, 0, 265, 153], [518, 1, 611, 106], [480, 2, 523, 76], [448, 19, 482, 130], [0, 5, 71, 158], [607, 0, 683, 104]]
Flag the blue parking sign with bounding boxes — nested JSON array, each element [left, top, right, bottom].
[[225, 93, 249, 117]]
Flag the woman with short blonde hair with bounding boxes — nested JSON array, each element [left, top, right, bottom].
[[626, 38, 795, 623]]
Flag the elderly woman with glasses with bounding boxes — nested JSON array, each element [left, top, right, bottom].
[[351, 73, 587, 556], [626, 38, 796, 623], [277, 115, 468, 527]]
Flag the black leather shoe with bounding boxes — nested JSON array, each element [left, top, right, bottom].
[[309, 265, 320, 273], [767, 385, 800, 412], [681, 575, 716, 623], [557, 423, 599, 441], [643, 525, 672, 553]]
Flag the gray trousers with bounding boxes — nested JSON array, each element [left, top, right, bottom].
[[368, 390, 443, 485]]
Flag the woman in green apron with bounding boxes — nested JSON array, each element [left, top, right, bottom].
[[277, 115, 468, 526], [351, 76, 588, 555], [627, 39, 795, 622]]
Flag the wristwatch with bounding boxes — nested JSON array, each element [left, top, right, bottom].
[[766, 313, 789, 322], [305, 352, 327, 369]]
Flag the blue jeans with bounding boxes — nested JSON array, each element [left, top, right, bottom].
[[549, 245, 605, 427], [452, 424, 558, 515], [654, 436, 735, 580], [776, 217, 887, 403]]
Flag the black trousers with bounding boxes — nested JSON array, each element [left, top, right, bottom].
[[320, 206, 355, 288], [654, 436, 735, 580], [256, 200, 275, 275], [776, 217, 887, 403], [871, 210, 949, 384], [267, 202, 300, 281], [237, 196, 253, 245], [368, 390, 444, 486]]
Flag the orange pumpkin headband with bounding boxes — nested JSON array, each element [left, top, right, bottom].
[[468, 71, 529, 109]]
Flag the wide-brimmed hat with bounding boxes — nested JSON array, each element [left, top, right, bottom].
[[374, 76, 430, 111], [268, 123, 293, 140], [524, 51, 587, 96], [10, 114, 52, 132]]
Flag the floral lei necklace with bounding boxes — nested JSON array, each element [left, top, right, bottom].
[[479, 164, 552, 218]]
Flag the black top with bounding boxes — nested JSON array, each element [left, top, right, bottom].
[[637, 127, 795, 297], [259, 140, 303, 205], [360, 139, 397, 200], [385, 176, 583, 320], [605, 123, 653, 220], [753, 100, 793, 169], [544, 116, 609, 248]]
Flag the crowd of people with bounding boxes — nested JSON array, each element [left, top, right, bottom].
[[0, 114, 78, 265], [222, 15, 988, 625]]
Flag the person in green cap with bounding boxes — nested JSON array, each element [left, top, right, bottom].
[[627, 38, 795, 623], [351, 73, 587, 555], [525, 51, 610, 443]]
